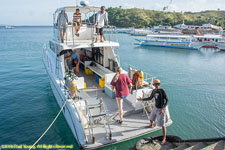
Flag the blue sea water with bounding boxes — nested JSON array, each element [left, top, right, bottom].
[[0, 27, 225, 149]]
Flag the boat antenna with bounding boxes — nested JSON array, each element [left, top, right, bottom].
[[163, 0, 173, 11]]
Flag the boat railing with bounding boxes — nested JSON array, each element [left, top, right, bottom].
[[84, 97, 112, 144], [128, 65, 155, 84], [84, 99, 95, 144], [55, 24, 118, 45], [104, 26, 118, 43], [143, 72, 155, 84]]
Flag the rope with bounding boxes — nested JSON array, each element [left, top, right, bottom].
[[29, 98, 69, 150], [162, 83, 225, 86]]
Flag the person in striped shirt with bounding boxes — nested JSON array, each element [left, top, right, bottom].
[[73, 9, 82, 37]]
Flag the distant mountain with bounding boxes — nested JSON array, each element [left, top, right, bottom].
[[106, 7, 225, 28]]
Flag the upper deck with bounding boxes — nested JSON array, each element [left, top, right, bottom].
[[52, 6, 119, 50]]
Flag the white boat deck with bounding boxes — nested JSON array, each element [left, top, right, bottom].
[[62, 40, 119, 49], [78, 70, 172, 149]]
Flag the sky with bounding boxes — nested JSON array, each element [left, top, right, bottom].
[[0, 0, 224, 26]]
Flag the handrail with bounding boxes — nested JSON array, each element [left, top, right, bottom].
[[84, 97, 112, 143], [54, 24, 119, 46], [128, 65, 155, 83], [100, 98, 112, 140], [85, 100, 95, 143], [104, 26, 118, 43]]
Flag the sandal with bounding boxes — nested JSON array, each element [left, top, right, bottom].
[[144, 124, 155, 128], [116, 120, 123, 124]]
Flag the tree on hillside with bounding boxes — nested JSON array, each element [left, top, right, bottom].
[[104, 8, 225, 28]]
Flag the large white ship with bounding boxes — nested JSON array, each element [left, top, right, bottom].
[[134, 34, 225, 50], [43, 5, 172, 149]]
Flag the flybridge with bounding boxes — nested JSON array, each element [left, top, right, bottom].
[[55, 6, 100, 14], [52, 5, 119, 51]]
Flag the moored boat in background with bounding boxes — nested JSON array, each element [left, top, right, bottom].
[[134, 34, 225, 51]]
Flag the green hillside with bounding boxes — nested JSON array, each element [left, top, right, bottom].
[[106, 7, 225, 29]]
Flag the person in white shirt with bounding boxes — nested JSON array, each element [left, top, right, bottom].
[[96, 6, 109, 42]]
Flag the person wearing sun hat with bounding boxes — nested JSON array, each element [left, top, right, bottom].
[[137, 79, 169, 145]]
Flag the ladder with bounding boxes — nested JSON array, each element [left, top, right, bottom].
[[84, 97, 112, 144]]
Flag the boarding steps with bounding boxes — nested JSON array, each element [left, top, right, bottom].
[[84, 97, 112, 144], [133, 135, 225, 150]]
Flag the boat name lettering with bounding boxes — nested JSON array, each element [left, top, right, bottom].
[[171, 44, 186, 46]]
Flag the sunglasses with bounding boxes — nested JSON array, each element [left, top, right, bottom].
[[153, 83, 160, 86]]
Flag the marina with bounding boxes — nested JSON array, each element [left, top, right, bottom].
[[1, 25, 225, 150]]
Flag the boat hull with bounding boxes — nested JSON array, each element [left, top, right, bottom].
[[42, 55, 86, 148], [135, 40, 198, 50]]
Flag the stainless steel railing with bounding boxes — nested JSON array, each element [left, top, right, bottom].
[[54, 24, 119, 45], [104, 26, 118, 43], [128, 65, 155, 83]]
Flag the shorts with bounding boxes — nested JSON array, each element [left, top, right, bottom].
[[72, 60, 76, 68], [73, 22, 80, 26], [96, 27, 104, 35], [59, 26, 67, 33], [115, 96, 127, 100], [149, 106, 166, 127], [121, 96, 127, 99]]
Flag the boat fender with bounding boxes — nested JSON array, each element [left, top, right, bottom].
[[139, 71, 144, 86]]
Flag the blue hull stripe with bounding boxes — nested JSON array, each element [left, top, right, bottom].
[[135, 43, 198, 50]]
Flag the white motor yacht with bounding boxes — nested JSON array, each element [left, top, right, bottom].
[[43, 5, 172, 149]]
